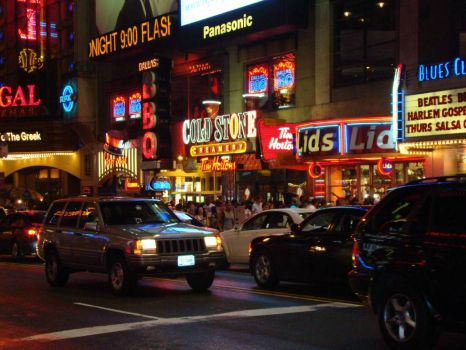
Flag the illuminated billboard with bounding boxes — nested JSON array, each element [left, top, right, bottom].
[[95, 0, 177, 34], [180, 0, 266, 26]]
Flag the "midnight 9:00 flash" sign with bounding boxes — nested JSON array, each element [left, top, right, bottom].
[[88, 14, 174, 59]]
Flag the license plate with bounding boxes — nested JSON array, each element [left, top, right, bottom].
[[177, 255, 195, 267]]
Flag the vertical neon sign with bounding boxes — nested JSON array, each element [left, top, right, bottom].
[[17, 0, 58, 41]]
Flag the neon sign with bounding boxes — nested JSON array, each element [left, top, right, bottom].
[[112, 96, 126, 121], [149, 178, 171, 191], [18, 48, 44, 73], [273, 58, 295, 91], [377, 158, 393, 176], [201, 157, 237, 172], [129, 92, 141, 119], [418, 57, 466, 82], [182, 111, 257, 145], [190, 141, 247, 157], [308, 162, 323, 179], [59, 84, 76, 113], [0, 85, 41, 108], [297, 117, 395, 159], [17, 0, 58, 41], [248, 64, 268, 94]]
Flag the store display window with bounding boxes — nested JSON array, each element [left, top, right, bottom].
[[244, 53, 296, 111]]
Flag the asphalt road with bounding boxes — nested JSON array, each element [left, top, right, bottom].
[[0, 257, 465, 350]]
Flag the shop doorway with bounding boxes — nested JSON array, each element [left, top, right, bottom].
[[2, 166, 80, 210]]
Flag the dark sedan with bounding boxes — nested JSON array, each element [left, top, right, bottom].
[[0, 210, 46, 259], [249, 206, 368, 288]]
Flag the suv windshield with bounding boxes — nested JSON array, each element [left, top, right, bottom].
[[100, 201, 179, 225]]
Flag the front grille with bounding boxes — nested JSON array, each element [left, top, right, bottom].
[[157, 238, 206, 254]]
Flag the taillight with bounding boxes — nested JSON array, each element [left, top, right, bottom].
[[351, 239, 360, 269], [26, 228, 37, 237]]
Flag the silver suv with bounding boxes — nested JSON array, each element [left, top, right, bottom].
[[37, 197, 226, 295]]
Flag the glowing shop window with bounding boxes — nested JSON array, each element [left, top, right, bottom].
[[247, 64, 268, 94], [112, 96, 126, 122], [129, 92, 142, 119], [273, 55, 295, 91]]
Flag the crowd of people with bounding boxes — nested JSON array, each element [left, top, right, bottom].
[[166, 194, 375, 232]]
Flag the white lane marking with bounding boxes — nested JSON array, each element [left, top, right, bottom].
[[74, 302, 160, 320], [20, 302, 360, 342]]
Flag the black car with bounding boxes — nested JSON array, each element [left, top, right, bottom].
[[249, 206, 368, 288], [0, 210, 46, 259], [349, 176, 466, 350]]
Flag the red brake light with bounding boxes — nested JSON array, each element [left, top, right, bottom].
[[351, 239, 360, 268]]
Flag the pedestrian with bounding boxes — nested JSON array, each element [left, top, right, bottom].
[[222, 201, 235, 231], [252, 196, 263, 215], [306, 198, 319, 212]]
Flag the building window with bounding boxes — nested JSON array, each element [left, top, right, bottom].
[[244, 52, 296, 111], [333, 0, 396, 86]]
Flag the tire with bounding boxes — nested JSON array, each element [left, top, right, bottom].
[[252, 251, 279, 288], [45, 250, 69, 287], [10, 240, 23, 260], [377, 282, 438, 350], [186, 270, 215, 292], [108, 256, 137, 296]]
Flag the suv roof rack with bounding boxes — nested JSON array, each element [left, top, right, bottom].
[[407, 174, 466, 184]]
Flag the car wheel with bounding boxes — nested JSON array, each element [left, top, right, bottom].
[[252, 251, 279, 288], [186, 270, 215, 292], [45, 250, 69, 287], [108, 256, 137, 296], [11, 241, 23, 260], [377, 282, 438, 350]]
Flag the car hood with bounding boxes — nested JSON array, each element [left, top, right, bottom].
[[108, 222, 215, 239]]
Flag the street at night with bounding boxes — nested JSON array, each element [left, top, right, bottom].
[[2, 0, 466, 349], [0, 258, 465, 350]]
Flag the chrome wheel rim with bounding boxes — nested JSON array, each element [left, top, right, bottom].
[[255, 255, 271, 283], [110, 263, 124, 290], [46, 256, 58, 280], [384, 293, 417, 343]]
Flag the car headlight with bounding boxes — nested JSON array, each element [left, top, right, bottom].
[[134, 239, 157, 255], [204, 235, 222, 250]]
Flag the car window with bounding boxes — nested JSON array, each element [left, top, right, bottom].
[[370, 187, 425, 234], [10, 215, 26, 228], [431, 189, 466, 234], [99, 201, 178, 225], [44, 202, 66, 226], [299, 212, 312, 220], [242, 213, 267, 231], [333, 212, 364, 236], [301, 211, 337, 233], [78, 202, 97, 229], [265, 212, 289, 229], [60, 201, 83, 228]]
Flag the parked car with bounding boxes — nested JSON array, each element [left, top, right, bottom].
[[37, 197, 226, 295], [0, 210, 46, 259], [349, 176, 466, 350], [249, 206, 368, 288], [220, 208, 313, 264], [174, 210, 219, 234]]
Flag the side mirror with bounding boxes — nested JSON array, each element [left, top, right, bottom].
[[290, 223, 300, 233], [83, 222, 98, 232]]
